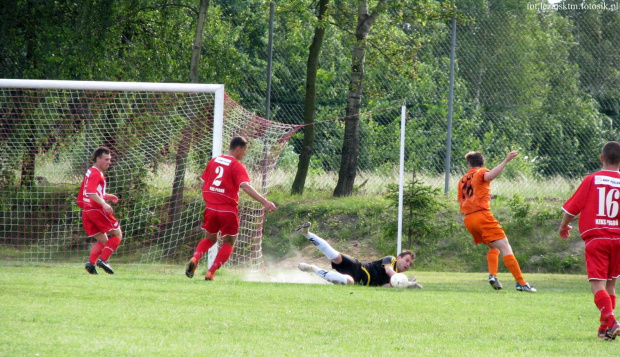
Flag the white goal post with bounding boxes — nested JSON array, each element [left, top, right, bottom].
[[0, 79, 298, 271]]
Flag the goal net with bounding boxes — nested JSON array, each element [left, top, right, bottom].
[[0, 79, 300, 271]]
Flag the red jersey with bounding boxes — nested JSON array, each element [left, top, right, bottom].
[[77, 166, 106, 209], [458, 168, 491, 215], [562, 170, 620, 240], [201, 155, 250, 208]]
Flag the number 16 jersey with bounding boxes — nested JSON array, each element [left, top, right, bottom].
[[562, 170, 620, 240], [201, 155, 250, 209]]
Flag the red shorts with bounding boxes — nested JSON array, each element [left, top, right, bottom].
[[201, 207, 239, 237], [584, 237, 620, 280], [82, 209, 120, 237], [463, 210, 507, 245]]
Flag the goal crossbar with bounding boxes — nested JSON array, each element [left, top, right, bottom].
[[0, 79, 298, 271]]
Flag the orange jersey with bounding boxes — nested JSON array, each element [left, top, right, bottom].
[[458, 167, 491, 215]]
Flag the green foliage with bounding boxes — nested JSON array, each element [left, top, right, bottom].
[[381, 176, 456, 257]]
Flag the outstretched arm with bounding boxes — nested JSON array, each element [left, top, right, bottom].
[[240, 182, 276, 212], [484, 150, 518, 182]]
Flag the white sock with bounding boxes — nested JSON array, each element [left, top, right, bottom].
[[306, 232, 340, 260], [315, 268, 350, 285]]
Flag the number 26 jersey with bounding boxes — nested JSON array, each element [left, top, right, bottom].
[[201, 155, 250, 208], [562, 170, 620, 240]]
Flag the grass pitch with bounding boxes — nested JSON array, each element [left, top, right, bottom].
[[1, 264, 617, 356]]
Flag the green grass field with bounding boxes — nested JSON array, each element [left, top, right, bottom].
[[1, 264, 617, 356]]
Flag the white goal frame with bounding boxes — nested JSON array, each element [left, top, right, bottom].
[[0, 78, 225, 267], [0, 79, 225, 155]]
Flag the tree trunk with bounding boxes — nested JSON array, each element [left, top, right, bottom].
[[161, 0, 209, 255], [333, 0, 384, 197], [291, 0, 329, 195]]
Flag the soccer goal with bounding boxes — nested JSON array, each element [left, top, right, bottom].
[[0, 79, 299, 270]]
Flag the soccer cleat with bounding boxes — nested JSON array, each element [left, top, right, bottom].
[[295, 222, 311, 235], [96, 258, 114, 274], [515, 282, 536, 293], [599, 327, 609, 340], [298, 262, 317, 272], [606, 321, 620, 340], [488, 274, 503, 290], [185, 258, 197, 279], [85, 262, 98, 275], [205, 271, 215, 281]]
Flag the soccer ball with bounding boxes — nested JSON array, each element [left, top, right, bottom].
[[390, 273, 409, 289]]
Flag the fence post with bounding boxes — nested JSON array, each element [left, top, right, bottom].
[[444, 10, 457, 196]]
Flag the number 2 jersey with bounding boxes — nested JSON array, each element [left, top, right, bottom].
[[201, 155, 250, 209], [562, 169, 620, 240]]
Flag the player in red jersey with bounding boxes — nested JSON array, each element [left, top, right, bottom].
[[458, 150, 536, 292], [559, 141, 620, 340], [77, 147, 122, 275], [185, 136, 277, 281]]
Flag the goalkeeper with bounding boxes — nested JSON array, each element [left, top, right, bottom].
[[296, 222, 421, 288]]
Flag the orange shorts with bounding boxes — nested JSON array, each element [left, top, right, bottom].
[[584, 238, 620, 281], [463, 210, 506, 245], [201, 207, 240, 237], [82, 209, 120, 237]]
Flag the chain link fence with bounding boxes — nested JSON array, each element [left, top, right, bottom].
[[232, 4, 619, 198]]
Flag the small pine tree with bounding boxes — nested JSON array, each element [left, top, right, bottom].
[[383, 175, 452, 253]]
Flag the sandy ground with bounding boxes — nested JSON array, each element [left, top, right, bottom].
[[243, 238, 381, 285]]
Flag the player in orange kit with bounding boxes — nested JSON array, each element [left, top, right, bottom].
[[458, 150, 536, 292]]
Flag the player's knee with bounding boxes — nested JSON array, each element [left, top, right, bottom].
[[110, 229, 122, 240]]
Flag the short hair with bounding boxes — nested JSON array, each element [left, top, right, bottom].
[[602, 141, 620, 165], [398, 250, 416, 262], [92, 147, 110, 162], [465, 151, 484, 167], [229, 136, 249, 150]]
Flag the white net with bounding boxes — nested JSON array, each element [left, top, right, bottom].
[[0, 80, 300, 270]]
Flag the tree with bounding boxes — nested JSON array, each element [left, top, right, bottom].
[[162, 0, 210, 252], [332, 0, 388, 196], [291, 0, 330, 195]]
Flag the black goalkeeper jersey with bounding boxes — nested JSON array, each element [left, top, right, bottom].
[[360, 256, 397, 286]]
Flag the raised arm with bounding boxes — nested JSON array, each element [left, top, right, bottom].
[[484, 150, 518, 182]]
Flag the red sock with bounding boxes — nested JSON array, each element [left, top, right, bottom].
[[487, 249, 500, 276], [208, 243, 233, 274], [89, 242, 104, 264], [100, 236, 121, 261], [594, 290, 616, 327], [612, 294, 617, 310], [192, 239, 215, 261]]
